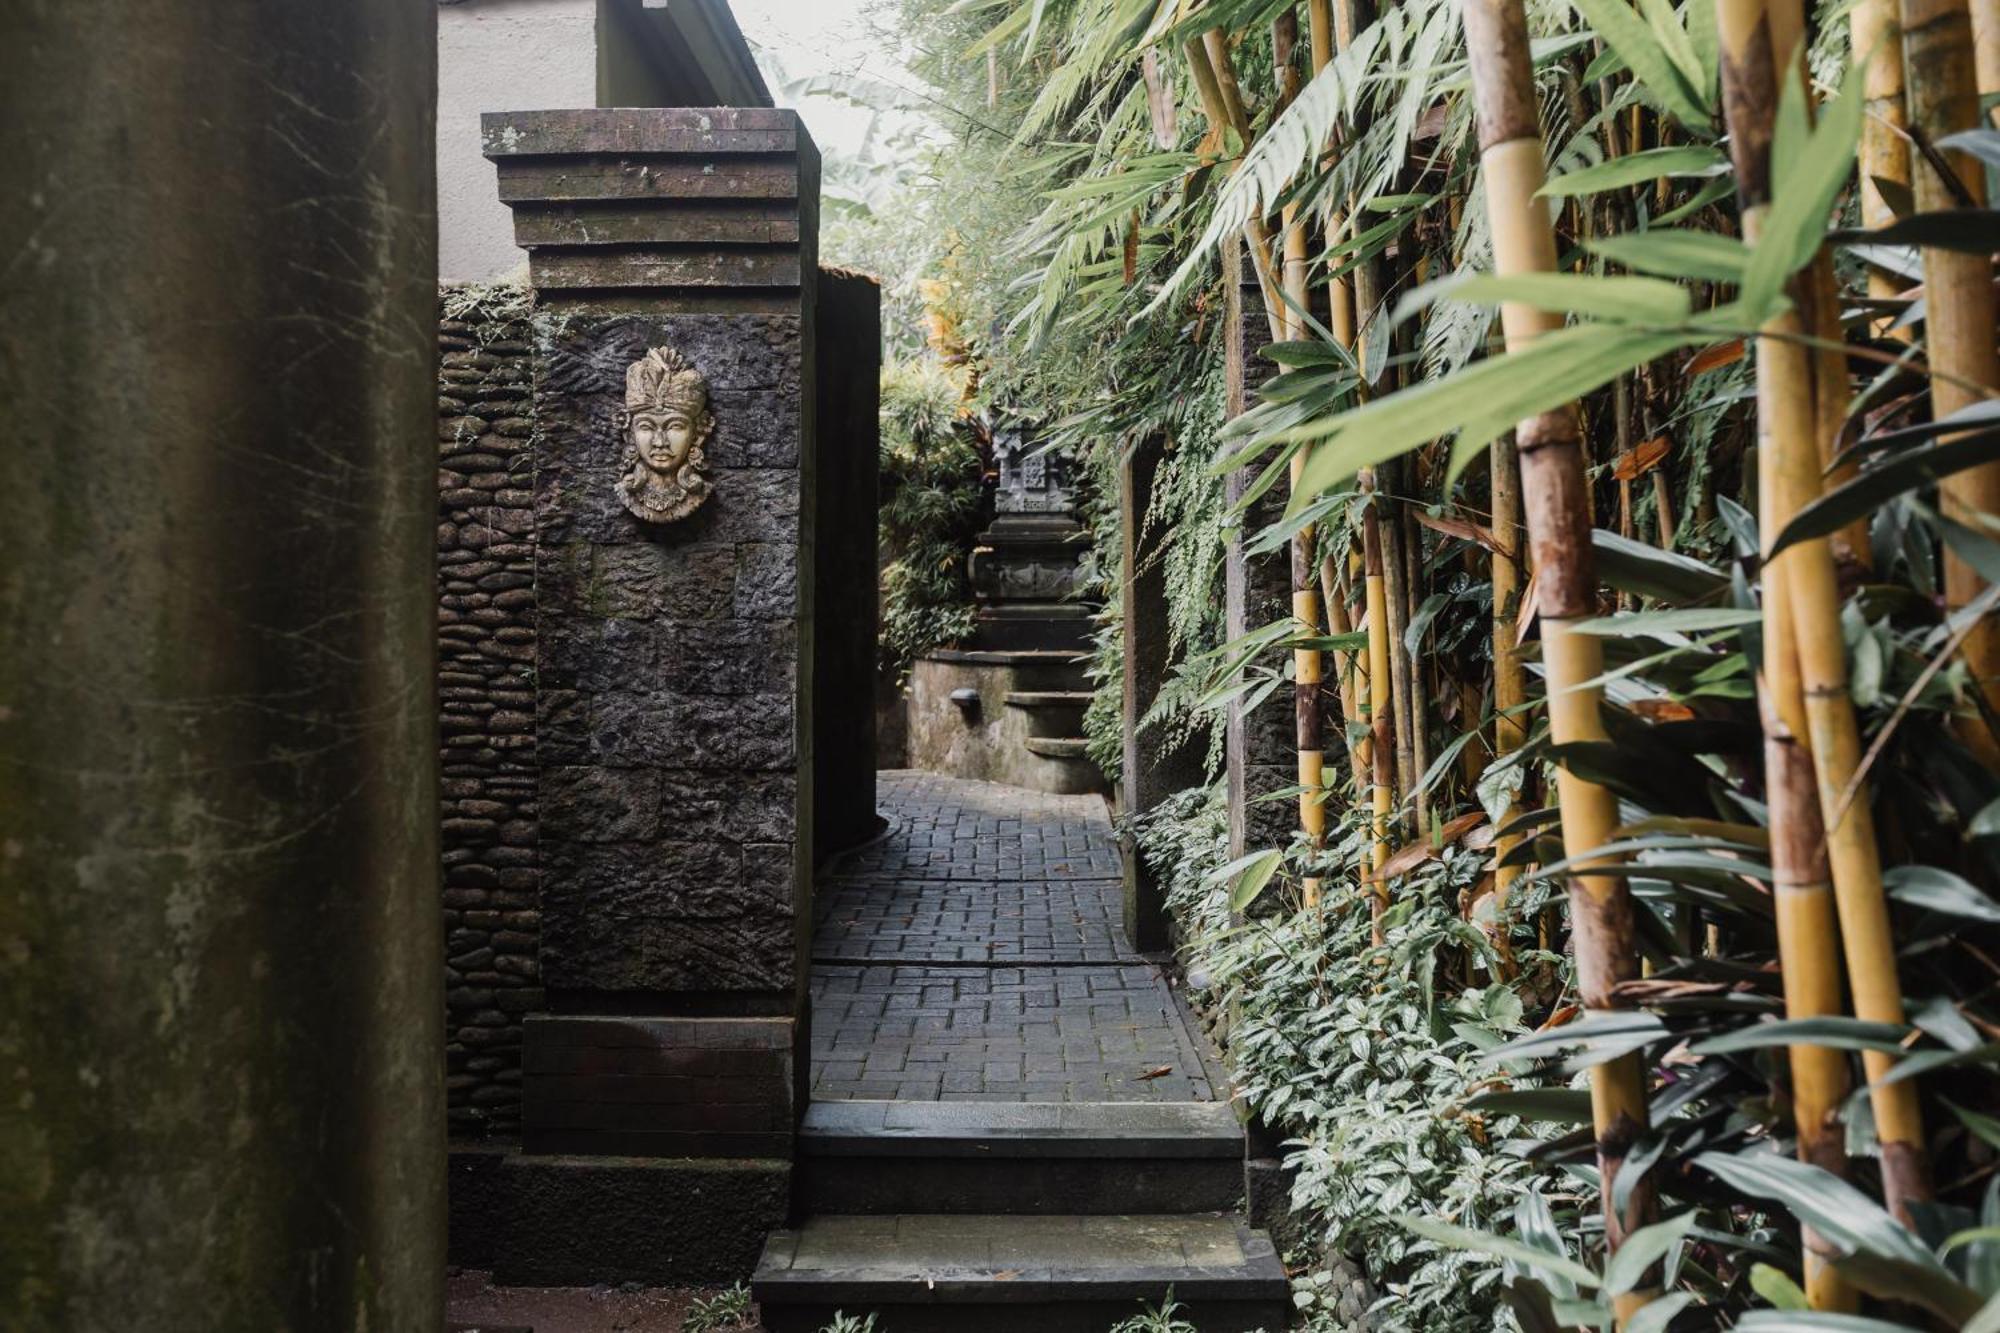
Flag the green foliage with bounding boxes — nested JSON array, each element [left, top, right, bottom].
[[877, 359, 983, 678], [815, 1313, 879, 1333], [1107, 1288, 1198, 1333], [683, 1282, 754, 1332], [858, 0, 2000, 1323], [1138, 789, 1565, 1332]]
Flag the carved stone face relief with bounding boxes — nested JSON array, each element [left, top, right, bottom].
[[615, 346, 713, 523]]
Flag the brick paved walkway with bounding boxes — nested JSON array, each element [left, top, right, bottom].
[[810, 772, 1218, 1103]]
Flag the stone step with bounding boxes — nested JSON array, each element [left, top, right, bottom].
[[1003, 690, 1094, 710], [1024, 736, 1090, 760], [752, 1213, 1290, 1333], [797, 1101, 1244, 1215]]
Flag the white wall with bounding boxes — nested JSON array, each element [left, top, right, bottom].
[[438, 0, 599, 284]]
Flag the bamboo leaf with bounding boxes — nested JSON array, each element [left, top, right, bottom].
[[1884, 864, 2000, 924], [1939, 128, 2000, 169], [1431, 272, 1694, 324], [1602, 1212, 1699, 1295], [1695, 1152, 1982, 1320], [1466, 1088, 1596, 1121], [1592, 530, 1730, 603], [1226, 848, 1284, 911], [1690, 1017, 1917, 1055], [1768, 433, 2000, 558], [1748, 1264, 1810, 1311], [1570, 608, 1760, 636], [1565, 0, 1711, 128], [1289, 326, 1692, 502], [1740, 62, 1864, 317], [1829, 209, 2000, 253], [1588, 229, 1751, 282], [1624, 1294, 1695, 1333], [1539, 146, 1726, 197], [1737, 1315, 1931, 1332]]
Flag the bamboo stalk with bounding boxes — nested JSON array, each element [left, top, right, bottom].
[[1723, 0, 1937, 1227], [1363, 491, 1396, 944], [1183, 33, 1287, 341], [1731, 44, 1860, 1290], [1901, 0, 2000, 770], [1854, 0, 1914, 336], [1491, 432, 1527, 975], [1460, 0, 1657, 1302], [1324, 552, 1371, 811], [1403, 500, 1431, 831], [1269, 7, 1329, 909], [1381, 478, 1417, 815]]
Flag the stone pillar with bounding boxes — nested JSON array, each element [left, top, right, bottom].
[[1121, 435, 1208, 950], [0, 4, 442, 1329], [1223, 240, 1296, 859], [811, 267, 883, 863], [478, 107, 815, 1282]]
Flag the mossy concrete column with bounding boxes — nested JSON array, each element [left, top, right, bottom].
[[0, 4, 443, 1329]]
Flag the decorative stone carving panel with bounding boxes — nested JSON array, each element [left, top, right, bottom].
[[616, 346, 714, 523]]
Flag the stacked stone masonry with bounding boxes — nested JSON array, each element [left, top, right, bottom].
[[438, 291, 543, 1138]]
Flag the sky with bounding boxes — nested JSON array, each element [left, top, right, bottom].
[[728, 0, 934, 162]]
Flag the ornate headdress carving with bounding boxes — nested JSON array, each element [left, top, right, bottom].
[[625, 346, 709, 418], [615, 345, 713, 524]]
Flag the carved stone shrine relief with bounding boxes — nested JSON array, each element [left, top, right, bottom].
[[616, 346, 714, 523]]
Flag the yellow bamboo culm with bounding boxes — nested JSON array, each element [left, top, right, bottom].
[[1852, 0, 1913, 336], [1715, 0, 1864, 1304], [1362, 494, 1395, 945], [1900, 0, 2000, 771], [1274, 8, 1328, 909], [1182, 33, 1286, 342], [1458, 0, 1656, 1310], [1720, 0, 1938, 1226]]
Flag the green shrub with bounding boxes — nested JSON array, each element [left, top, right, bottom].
[[878, 358, 983, 679]]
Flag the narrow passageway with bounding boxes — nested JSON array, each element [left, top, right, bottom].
[[809, 771, 1219, 1103], [755, 773, 1289, 1331]]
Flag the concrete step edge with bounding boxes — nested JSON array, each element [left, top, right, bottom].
[[799, 1101, 1244, 1159]]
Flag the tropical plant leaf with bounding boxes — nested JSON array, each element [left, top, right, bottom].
[[1885, 865, 2000, 925], [1570, 607, 1760, 636], [1690, 1017, 1916, 1056], [1739, 61, 1865, 318], [1565, 0, 1710, 128], [1695, 1152, 1982, 1320], [1539, 146, 1726, 198], [1768, 432, 2000, 558], [1592, 530, 1730, 602], [1393, 1215, 1602, 1288], [1588, 228, 1752, 282], [1829, 210, 2000, 253], [1602, 1211, 1699, 1295]]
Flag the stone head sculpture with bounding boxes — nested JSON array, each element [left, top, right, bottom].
[[615, 346, 713, 523]]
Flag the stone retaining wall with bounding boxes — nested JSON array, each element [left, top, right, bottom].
[[438, 288, 542, 1138]]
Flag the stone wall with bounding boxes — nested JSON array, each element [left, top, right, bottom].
[[438, 290, 543, 1138]]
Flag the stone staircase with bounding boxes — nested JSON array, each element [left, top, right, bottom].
[[753, 1102, 1290, 1332]]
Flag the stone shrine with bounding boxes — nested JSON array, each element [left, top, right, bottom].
[[907, 426, 1104, 794], [967, 427, 1092, 652]]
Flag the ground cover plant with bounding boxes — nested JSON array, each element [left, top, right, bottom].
[[841, 0, 2000, 1323]]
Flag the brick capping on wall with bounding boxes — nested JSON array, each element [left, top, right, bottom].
[[439, 289, 542, 1139]]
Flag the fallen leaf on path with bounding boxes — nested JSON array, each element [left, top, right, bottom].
[[1135, 1065, 1174, 1081]]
